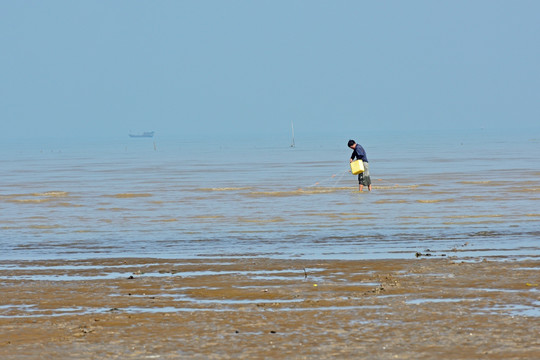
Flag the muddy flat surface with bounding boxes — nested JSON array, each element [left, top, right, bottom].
[[1, 257, 539, 359]]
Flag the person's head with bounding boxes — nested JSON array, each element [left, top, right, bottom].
[[347, 140, 356, 149]]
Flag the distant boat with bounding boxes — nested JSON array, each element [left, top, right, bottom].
[[129, 131, 155, 138]]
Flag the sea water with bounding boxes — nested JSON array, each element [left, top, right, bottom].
[[1, 129, 539, 260]]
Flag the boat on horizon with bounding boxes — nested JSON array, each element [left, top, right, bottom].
[[129, 131, 155, 138]]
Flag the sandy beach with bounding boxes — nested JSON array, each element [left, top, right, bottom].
[[1, 256, 538, 359]]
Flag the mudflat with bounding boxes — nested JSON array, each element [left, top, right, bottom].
[[1, 256, 538, 359]]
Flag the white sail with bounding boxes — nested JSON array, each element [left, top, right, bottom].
[[290, 120, 295, 148]]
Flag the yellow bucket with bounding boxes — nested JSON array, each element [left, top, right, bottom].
[[350, 160, 364, 175]]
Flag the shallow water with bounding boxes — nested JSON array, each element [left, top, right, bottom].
[[1, 129, 539, 260]]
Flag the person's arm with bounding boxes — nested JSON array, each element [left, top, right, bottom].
[[350, 150, 356, 162]]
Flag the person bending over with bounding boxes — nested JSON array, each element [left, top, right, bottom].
[[348, 139, 372, 192]]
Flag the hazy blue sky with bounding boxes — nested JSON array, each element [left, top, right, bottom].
[[1, 1, 539, 141]]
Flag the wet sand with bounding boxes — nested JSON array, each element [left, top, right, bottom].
[[1, 256, 539, 359]]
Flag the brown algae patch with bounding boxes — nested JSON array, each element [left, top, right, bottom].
[[416, 199, 455, 203], [237, 217, 286, 224], [246, 188, 337, 197], [105, 193, 153, 198], [375, 199, 408, 204], [7, 191, 71, 204]]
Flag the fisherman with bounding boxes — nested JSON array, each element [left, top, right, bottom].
[[348, 139, 372, 191]]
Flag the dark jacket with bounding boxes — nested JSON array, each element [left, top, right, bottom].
[[350, 144, 369, 163]]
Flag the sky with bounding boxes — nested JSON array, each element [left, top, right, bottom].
[[1, 1, 539, 141]]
